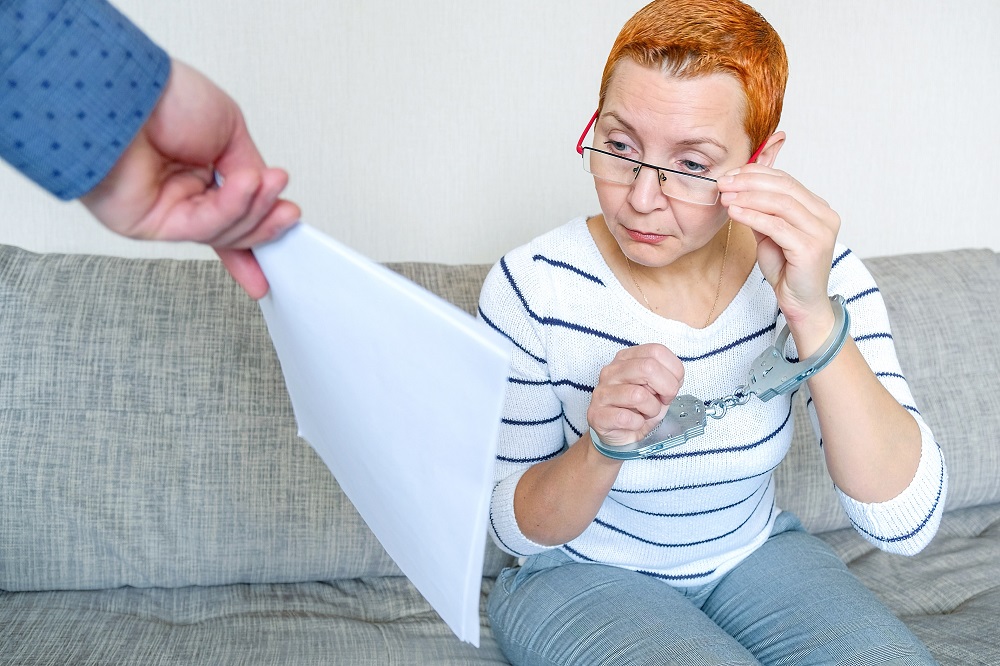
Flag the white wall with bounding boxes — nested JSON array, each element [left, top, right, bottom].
[[1, 1, 997, 264]]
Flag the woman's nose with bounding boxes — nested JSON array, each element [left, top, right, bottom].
[[627, 165, 667, 213]]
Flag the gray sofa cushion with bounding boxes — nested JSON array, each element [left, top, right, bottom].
[[2, 245, 997, 597], [0, 578, 509, 665], [819, 503, 1000, 666], [0, 247, 510, 591]]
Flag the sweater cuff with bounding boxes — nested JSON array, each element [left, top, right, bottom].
[[836, 424, 948, 555], [0, 0, 170, 199], [489, 470, 554, 558]]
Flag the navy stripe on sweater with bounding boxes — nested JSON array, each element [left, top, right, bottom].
[[479, 306, 547, 364], [846, 287, 880, 305], [502, 412, 563, 427], [637, 566, 718, 582], [564, 414, 584, 439], [561, 542, 721, 582], [593, 485, 770, 549], [496, 447, 563, 464], [563, 503, 776, 582], [508, 377, 549, 386], [876, 371, 907, 381], [553, 378, 596, 393], [507, 376, 595, 394], [614, 478, 770, 519], [501, 257, 638, 348], [832, 248, 852, 270], [489, 510, 526, 557], [647, 402, 792, 461], [855, 332, 894, 343], [612, 462, 781, 495], [678, 322, 777, 363], [532, 254, 605, 285]]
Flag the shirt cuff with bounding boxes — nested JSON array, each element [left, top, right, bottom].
[[0, 0, 170, 199], [836, 425, 948, 555], [489, 470, 554, 558]]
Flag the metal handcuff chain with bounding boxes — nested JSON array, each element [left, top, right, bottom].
[[591, 295, 851, 461]]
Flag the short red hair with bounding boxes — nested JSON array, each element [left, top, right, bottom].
[[598, 0, 788, 153]]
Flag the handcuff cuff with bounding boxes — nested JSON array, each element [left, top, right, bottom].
[[590, 295, 850, 461]]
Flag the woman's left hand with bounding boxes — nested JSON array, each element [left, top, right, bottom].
[[718, 163, 841, 353]]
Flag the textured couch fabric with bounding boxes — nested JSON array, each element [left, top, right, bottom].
[[0, 244, 997, 665]]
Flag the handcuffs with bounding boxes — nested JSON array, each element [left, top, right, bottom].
[[590, 295, 850, 461]]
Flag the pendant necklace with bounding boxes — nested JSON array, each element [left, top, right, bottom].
[[624, 219, 732, 328]]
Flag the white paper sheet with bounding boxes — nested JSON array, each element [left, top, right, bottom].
[[253, 223, 510, 646]]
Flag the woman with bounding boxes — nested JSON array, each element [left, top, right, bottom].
[[478, 1, 946, 663]]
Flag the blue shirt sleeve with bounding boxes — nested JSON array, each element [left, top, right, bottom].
[[0, 0, 171, 200]]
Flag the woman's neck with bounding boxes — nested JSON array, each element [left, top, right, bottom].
[[588, 215, 757, 327]]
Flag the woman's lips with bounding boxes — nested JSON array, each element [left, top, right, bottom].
[[626, 228, 666, 244]]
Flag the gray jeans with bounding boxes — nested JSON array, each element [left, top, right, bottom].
[[487, 512, 936, 665]]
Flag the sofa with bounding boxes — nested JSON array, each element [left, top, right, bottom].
[[0, 241, 997, 665]]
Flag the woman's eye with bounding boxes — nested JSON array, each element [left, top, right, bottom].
[[679, 159, 708, 174], [605, 141, 633, 155]]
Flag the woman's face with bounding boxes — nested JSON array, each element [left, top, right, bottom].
[[594, 59, 753, 267]]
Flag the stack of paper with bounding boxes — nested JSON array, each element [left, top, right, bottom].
[[253, 223, 510, 646]]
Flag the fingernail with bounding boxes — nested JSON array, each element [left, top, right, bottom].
[[720, 192, 736, 204], [729, 204, 744, 214]]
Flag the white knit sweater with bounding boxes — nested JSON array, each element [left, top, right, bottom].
[[479, 217, 947, 586]]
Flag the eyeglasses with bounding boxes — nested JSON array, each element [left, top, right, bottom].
[[575, 110, 720, 206]]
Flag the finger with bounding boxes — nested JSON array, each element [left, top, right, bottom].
[[587, 403, 649, 441], [728, 199, 837, 259], [196, 168, 284, 247], [724, 185, 837, 231], [611, 343, 686, 381], [208, 169, 303, 250], [249, 197, 302, 244], [215, 248, 270, 299], [157, 168, 292, 248], [214, 115, 268, 173], [199, 168, 267, 244], [216, 169, 300, 247], [589, 399, 670, 446], [719, 166, 830, 220], [604, 347, 685, 398], [596, 383, 669, 421], [137, 167, 260, 244]]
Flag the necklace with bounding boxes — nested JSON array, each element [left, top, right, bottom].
[[624, 220, 732, 328]]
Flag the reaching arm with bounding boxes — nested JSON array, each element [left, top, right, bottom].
[[1, 0, 298, 298]]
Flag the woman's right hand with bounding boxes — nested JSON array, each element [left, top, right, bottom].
[[587, 343, 685, 448]]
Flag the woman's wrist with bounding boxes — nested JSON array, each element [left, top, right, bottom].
[[583, 431, 628, 469], [785, 300, 838, 359]]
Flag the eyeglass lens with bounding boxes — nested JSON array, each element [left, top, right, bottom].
[[582, 148, 720, 206]]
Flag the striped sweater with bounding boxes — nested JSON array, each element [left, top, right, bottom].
[[479, 217, 947, 586]]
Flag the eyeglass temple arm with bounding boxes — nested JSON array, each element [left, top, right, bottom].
[[576, 108, 769, 165], [576, 111, 599, 155]]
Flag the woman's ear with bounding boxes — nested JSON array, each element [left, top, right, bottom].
[[753, 131, 786, 167]]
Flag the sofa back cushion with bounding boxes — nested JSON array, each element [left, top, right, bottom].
[[0, 246, 510, 592], [2, 243, 997, 591]]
